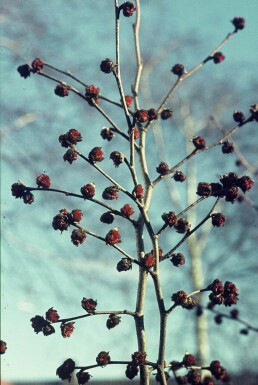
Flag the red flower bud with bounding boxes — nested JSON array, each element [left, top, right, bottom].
[[131, 351, 147, 365], [143, 252, 155, 268], [71, 228, 86, 246], [124, 95, 133, 107], [88, 147, 104, 163], [162, 211, 177, 227], [213, 52, 225, 64], [236, 175, 254, 193], [81, 298, 97, 313], [132, 184, 144, 199], [23, 192, 34, 204], [71, 209, 83, 223], [120, 204, 134, 218], [96, 351, 110, 367], [192, 136, 206, 150], [63, 149, 78, 164], [85, 85, 100, 99], [134, 109, 148, 123], [211, 213, 226, 227], [61, 322, 75, 338], [36, 174, 51, 188], [105, 228, 121, 245], [156, 161, 170, 175], [182, 353, 196, 367], [31, 58, 44, 73], [66, 128, 82, 144], [81, 183, 95, 199], [46, 307, 60, 323]]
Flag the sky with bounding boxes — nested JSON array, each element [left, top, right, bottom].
[[1, 0, 258, 383]]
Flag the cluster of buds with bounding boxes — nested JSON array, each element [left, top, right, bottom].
[[196, 172, 254, 203], [207, 279, 239, 307], [30, 307, 61, 336], [17, 57, 44, 78], [106, 314, 121, 329], [171, 291, 196, 309], [125, 351, 146, 380], [52, 208, 83, 231], [11, 181, 34, 204], [59, 128, 82, 147], [209, 360, 230, 381]]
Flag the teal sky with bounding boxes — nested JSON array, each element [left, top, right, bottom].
[[1, 0, 258, 383]]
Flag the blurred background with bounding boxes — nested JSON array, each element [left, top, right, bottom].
[[1, 0, 258, 383]]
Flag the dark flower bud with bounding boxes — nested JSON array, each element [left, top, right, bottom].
[[156, 161, 170, 175], [31, 58, 44, 73], [161, 108, 173, 120], [105, 228, 121, 245], [213, 52, 225, 64], [61, 322, 75, 338], [96, 351, 110, 367], [210, 183, 224, 197], [71, 228, 86, 246], [54, 84, 69, 97], [42, 324, 55, 336], [11, 181, 26, 198], [203, 376, 214, 385], [116, 258, 132, 272], [52, 209, 70, 232], [171, 64, 185, 77], [171, 291, 188, 306], [102, 186, 119, 200], [214, 314, 223, 324], [46, 307, 60, 323], [100, 212, 115, 224], [59, 134, 69, 148], [31, 315, 48, 334], [106, 314, 121, 329], [211, 213, 226, 227], [121, 2, 136, 17], [120, 204, 134, 217], [17, 64, 31, 78], [222, 141, 234, 154], [161, 211, 177, 227], [81, 298, 97, 313], [155, 371, 170, 383], [0, 340, 7, 355], [196, 182, 212, 197], [233, 110, 245, 123], [143, 252, 155, 268], [147, 108, 158, 121], [56, 358, 75, 381], [36, 174, 51, 188], [186, 370, 201, 384], [240, 328, 249, 335], [174, 218, 190, 234], [219, 172, 238, 188], [23, 192, 34, 204], [76, 371, 91, 384], [101, 127, 115, 141], [192, 136, 206, 150], [231, 17, 245, 31], [110, 151, 125, 167], [132, 184, 144, 199], [236, 175, 254, 193], [176, 376, 187, 385], [100, 58, 115, 73], [173, 170, 186, 182], [63, 149, 78, 164], [81, 183, 95, 199], [132, 351, 147, 365], [207, 279, 224, 294], [134, 109, 148, 123], [209, 293, 224, 305], [182, 353, 196, 367], [88, 147, 104, 163], [170, 253, 185, 267], [230, 309, 239, 319], [250, 104, 258, 122], [224, 186, 238, 203], [125, 364, 139, 380]]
